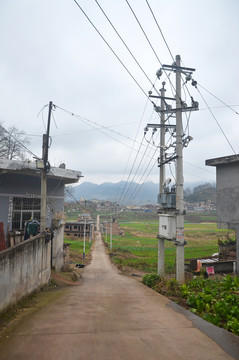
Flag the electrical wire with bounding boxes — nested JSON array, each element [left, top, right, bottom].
[[196, 87, 239, 158], [198, 83, 239, 116], [65, 188, 92, 213], [54, 104, 156, 155], [116, 100, 158, 205], [122, 133, 162, 205], [125, 155, 158, 206], [114, 95, 151, 203], [125, 0, 162, 66], [184, 161, 215, 175], [37, 104, 48, 132], [0, 124, 38, 159], [145, 0, 174, 61], [50, 120, 139, 137], [119, 135, 153, 205], [72, 0, 151, 100], [94, 0, 156, 90], [124, 0, 180, 99]]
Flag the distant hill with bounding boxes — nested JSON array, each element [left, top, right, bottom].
[[67, 181, 216, 205], [68, 181, 159, 205], [184, 183, 216, 203]]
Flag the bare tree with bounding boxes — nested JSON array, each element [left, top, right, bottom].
[[0, 123, 30, 161]]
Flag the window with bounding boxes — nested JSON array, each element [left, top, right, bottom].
[[12, 197, 41, 231]]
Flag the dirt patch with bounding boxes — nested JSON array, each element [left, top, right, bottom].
[[51, 269, 81, 286]]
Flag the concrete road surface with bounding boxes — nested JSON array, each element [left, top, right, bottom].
[[0, 232, 238, 360]]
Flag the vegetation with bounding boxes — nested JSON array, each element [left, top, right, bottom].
[[184, 183, 216, 203], [142, 274, 239, 336], [64, 237, 92, 262], [108, 214, 232, 274], [0, 123, 30, 161]]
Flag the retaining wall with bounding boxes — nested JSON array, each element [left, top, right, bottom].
[[0, 234, 51, 314]]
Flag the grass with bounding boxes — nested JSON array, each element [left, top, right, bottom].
[[107, 217, 234, 274], [64, 236, 92, 262]]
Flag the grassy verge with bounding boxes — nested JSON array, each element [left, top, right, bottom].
[[142, 274, 239, 336]]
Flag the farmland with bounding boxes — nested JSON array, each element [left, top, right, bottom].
[[106, 212, 234, 274]]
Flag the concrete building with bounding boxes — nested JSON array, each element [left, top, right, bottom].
[[0, 159, 82, 241], [0, 159, 82, 312], [206, 154, 239, 275], [0, 159, 82, 271], [64, 220, 94, 238]]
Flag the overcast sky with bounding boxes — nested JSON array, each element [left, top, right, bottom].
[[1, 0, 239, 189]]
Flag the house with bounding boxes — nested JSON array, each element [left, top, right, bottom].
[[0, 158, 82, 244], [0, 158, 82, 313], [64, 218, 94, 239], [206, 154, 239, 275]]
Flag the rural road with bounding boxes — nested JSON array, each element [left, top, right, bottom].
[[0, 232, 238, 360]]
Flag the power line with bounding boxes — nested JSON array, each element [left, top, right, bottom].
[[198, 83, 239, 116], [115, 90, 158, 204], [72, 0, 151, 100], [114, 96, 152, 203], [196, 87, 239, 158], [0, 123, 38, 159], [119, 136, 152, 205], [94, 0, 156, 89], [125, 155, 158, 206], [145, 0, 174, 61], [54, 104, 156, 154], [124, 0, 178, 97], [121, 134, 161, 206], [65, 188, 93, 214], [184, 161, 215, 175], [125, 0, 162, 66]]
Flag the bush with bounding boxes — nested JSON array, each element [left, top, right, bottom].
[[142, 273, 161, 288]]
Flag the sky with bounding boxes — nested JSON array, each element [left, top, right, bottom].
[[1, 0, 239, 190]]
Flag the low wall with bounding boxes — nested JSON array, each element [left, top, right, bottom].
[[0, 234, 51, 314]]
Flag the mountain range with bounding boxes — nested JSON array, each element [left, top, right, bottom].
[[67, 181, 213, 205]]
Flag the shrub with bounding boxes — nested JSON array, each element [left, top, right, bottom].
[[142, 273, 161, 288]]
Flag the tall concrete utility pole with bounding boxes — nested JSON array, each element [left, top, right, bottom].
[[110, 219, 112, 251], [147, 55, 198, 283], [83, 217, 86, 260], [158, 83, 166, 276], [40, 101, 53, 232], [105, 222, 108, 243], [175, 55, 185, 283]]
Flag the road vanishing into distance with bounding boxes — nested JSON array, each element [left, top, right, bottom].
[[0, 233, 238, 359]]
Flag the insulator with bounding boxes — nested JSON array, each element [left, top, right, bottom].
[[156, 68, 163, 79], [192, 80, 197, 87]]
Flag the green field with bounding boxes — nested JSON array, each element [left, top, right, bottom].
[[106, 217, 234, 274], [64, 237, 92, 262]]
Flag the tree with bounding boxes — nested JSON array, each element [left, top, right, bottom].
[[0, 123, 30, 161]]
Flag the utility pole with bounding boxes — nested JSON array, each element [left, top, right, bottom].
[[147, 55, 198, 283], [40, 101, 53, 232], [105, 221, 108, 244], [158, 83, 166, 276], [175, 55, 185, 283], [83, 217, 86, 260], [89, 223, 92, 247], [110, 219, 112, 251]]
